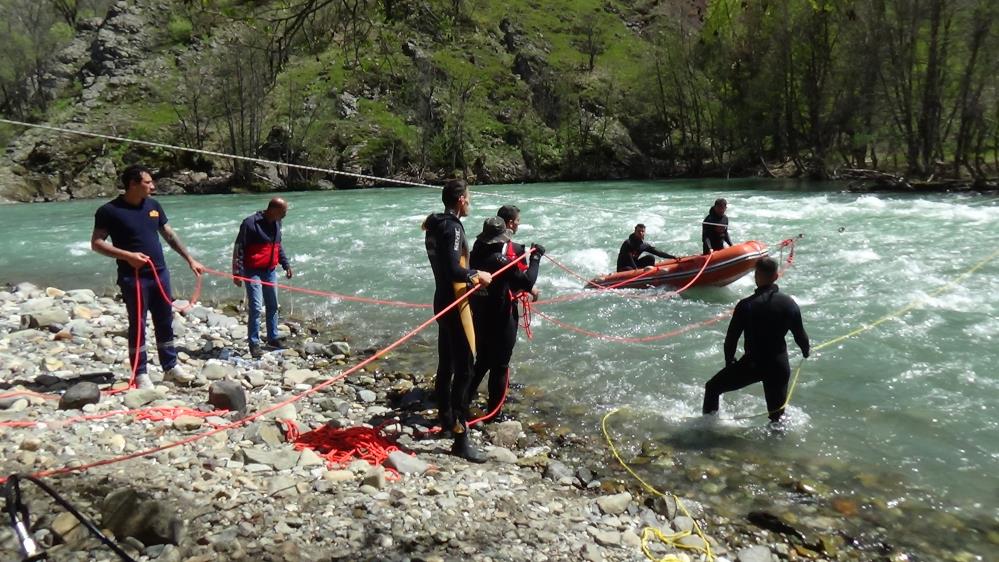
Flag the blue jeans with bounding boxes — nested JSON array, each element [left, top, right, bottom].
[[244, 268, 279, 346], [119, 271, 178, 374]]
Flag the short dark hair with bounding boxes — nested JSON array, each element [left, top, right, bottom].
[[121, 165, 151, 189], [497, 205, 520, 223], [714, 198, 728, 207], [634, 223, 646, 231], [442, 179, 467, 207], [755, 256, 778, 278]]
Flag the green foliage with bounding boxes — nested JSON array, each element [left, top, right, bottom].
[[167, 15, 194, 44]]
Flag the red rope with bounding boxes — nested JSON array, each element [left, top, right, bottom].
[[0, 406, 229, 429], [0, 249, 533, 485], [203, 267, 431, 309], [282, 420, 403, 474]]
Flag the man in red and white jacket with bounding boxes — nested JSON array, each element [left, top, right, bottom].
[[232, 197, 293, 357]]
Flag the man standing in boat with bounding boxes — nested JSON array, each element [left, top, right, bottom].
[[702, 257, 810, 423], [423, 179, 492, 462], [702, 198, 733, 254], [616, 224, 676, 272], [468, 209, 544, 422], [232, 197, 294, 358], [90, 165, 204, 389]]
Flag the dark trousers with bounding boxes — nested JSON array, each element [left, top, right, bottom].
[[469, 313, 518, 414], [119, 271, 177, 375], [636, 255, 656, 268], [702, 354, 791, 422], [434, 312, 474, 429]]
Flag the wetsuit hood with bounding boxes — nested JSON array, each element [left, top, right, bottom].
[[423, 210, 461, 232]]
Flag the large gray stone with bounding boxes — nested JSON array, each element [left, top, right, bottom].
[[544, 460, 573, 481], [486, 420, 522, 449], [123, 388, 162, 409], [208, 380, 246, 414], [200, 361, 237, 381], [596, 492, 632, 515], [21, 308, 70, 329], [101, 488, 184, 546], [59, 382, 101, 410], [737, 545, 774, 562], [385, 451, 429, 475], [241, 447, 299, 470]]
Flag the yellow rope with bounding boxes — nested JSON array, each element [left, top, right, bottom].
[[735, 246, 999, 420], [603, 247, 999, 560], [601, 409, 715, 562]]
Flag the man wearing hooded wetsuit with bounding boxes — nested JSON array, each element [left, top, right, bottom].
[[468, 213, 543, 421], [702, 256, 810, 423], [423, 179, 492, 462]]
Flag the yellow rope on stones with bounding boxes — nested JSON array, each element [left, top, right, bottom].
[[601, 409, 715, 562]]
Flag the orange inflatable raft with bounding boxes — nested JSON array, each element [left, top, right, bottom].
[[587, 241, 768, 289]]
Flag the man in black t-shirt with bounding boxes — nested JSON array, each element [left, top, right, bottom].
[[91, 165, 204, 389]]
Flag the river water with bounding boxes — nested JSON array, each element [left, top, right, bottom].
[[1, 178, 997, 556]]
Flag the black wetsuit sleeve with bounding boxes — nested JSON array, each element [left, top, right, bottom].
[[724, 301, 746, 363], [789, 302, 809, 357], [644, 244, 676, 260], [723, 227, 733, 247], [441, 223, 475, 282], [508, 253, 541, 292]]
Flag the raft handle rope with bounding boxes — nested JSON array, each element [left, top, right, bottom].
[[4, 474, 137, 562]]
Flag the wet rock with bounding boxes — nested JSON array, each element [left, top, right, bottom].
[[544, 460, 572, 481], [59, 382, 100, 410]]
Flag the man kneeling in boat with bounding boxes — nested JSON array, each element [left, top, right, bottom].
[[616, 224, 676, 272], [702, 257, 810, 423]]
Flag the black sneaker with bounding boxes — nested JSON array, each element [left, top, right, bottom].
[[265, 339, 285, 350], [249, 344, 263, 359]]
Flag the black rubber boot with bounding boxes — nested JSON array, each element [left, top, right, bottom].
[[451, 429, 487, 463]]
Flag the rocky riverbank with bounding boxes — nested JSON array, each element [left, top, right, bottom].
[[1, 282, 991, 562], [0, 281, 784, 562]]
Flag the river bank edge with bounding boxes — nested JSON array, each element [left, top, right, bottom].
[[0, 281, 992, 562]]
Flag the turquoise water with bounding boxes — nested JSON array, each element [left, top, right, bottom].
[[1, 179, 997, 544]]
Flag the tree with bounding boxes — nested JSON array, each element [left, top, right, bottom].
[[573, 13, 607, 72]]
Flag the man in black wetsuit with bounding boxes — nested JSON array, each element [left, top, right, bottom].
[[616, 223, 676, 272], [702, 198, 733, 255], [702, 257, 810, 423], [468, 215, 543, 421], [423, 179, 492, 462]]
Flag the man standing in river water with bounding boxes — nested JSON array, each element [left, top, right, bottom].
[[423, 179, 492, 462], [91, 165, 204, 389], [702, 257, 809, 423]]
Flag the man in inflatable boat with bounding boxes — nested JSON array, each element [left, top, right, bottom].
[[616, 224, 676, 272]]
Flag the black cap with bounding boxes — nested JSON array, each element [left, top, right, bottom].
[[477, 216, 511, 244]]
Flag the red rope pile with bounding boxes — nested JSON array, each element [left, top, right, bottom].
[[282, 420, 403, 472]]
